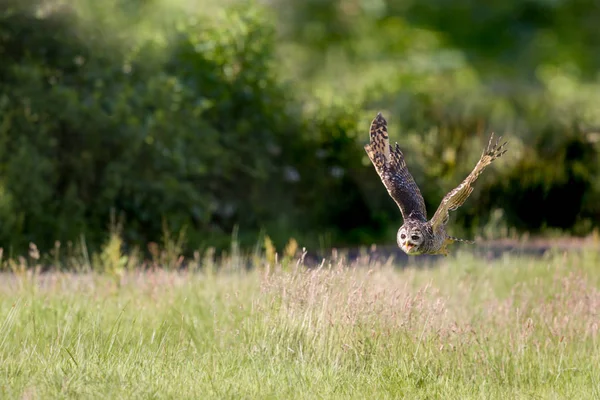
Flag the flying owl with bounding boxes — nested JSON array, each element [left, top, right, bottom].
[[364, 112, 507, 256]]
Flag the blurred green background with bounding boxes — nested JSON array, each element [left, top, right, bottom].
[[1, 0, 599, 254]]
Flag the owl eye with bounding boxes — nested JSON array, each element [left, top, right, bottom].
[[411, 235, 420, 241], [400, 234, 406, 240]]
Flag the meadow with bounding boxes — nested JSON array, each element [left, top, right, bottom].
[[2, 2, 600, 398], [1, 246, 600, 399]]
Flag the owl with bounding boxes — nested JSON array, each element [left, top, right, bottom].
[[364, 112, 507, 256]]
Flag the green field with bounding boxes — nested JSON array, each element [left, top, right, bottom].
[[1, 249, 600, 399]]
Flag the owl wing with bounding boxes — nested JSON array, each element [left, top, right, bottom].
[[365, 113, 427, 222], [429, 133, 507, 232]]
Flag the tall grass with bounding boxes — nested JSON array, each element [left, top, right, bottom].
[[1, 249, 599, 398]]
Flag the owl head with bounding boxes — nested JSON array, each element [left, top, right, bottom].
[[397, 223, 425, 255]]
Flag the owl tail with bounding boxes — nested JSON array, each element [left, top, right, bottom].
[[448, 236, 475, 245]]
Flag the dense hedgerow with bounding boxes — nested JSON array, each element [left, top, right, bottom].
[[1, 0, 599, 256], [0, 0, 366, 252]]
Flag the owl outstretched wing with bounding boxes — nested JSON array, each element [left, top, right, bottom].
[[429, 133, 507, 232], [365, 113, 427, 222]]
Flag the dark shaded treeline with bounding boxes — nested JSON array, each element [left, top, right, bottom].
[[0, 0, 599, 257]]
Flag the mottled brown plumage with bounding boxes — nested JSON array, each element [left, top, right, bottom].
[[364, 112, 507, 256]]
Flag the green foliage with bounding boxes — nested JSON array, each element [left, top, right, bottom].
[[1, 0, 599, 255], [272, 0, 600, 238], [0, 0, 367, 252]]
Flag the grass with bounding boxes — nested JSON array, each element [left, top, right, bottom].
[[1, 248, 600, 398]]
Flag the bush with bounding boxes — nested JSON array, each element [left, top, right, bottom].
[[271, 0, 600, 239], [0, 0, 381, 254], [1, 0, 599, 259]]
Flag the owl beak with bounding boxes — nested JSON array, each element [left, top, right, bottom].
[[405, 242, 415, 252]]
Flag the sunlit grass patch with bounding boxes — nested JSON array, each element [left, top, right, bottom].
[[1, 249, 599, 398]]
